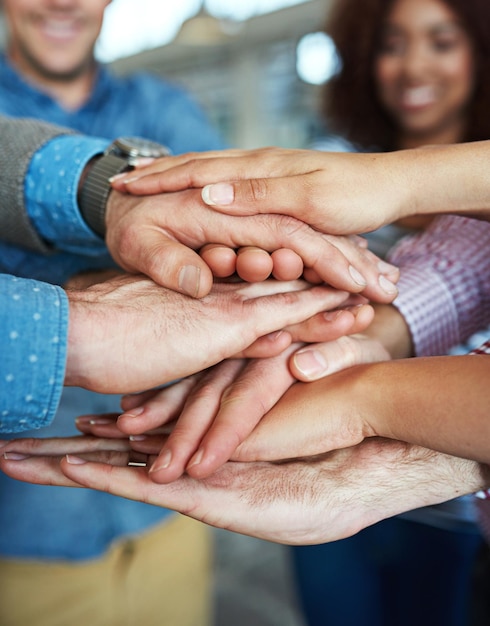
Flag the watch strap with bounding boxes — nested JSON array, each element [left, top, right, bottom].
[[79, 153, 132, 237]]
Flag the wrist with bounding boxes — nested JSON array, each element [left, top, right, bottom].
[[397, 142, 490, 220], [366, 304, 414, 359], [65, 289, 98, 389], [78, 137, 169, 238]]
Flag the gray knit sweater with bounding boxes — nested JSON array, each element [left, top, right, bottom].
[[0, 116, 73, 253]]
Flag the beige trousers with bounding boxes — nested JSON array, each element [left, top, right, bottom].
[[0, 515, 212, 626]]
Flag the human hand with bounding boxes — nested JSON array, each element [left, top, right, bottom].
[[105, 186, 399, 301], [65, 273, 355, 394], [76, 301, 374, 481], [0, 437, 483, 545], [111, 147, 411, 235], [198, 244, 305, 282]]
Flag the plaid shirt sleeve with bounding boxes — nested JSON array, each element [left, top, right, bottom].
[[388, 215, 490, 356]]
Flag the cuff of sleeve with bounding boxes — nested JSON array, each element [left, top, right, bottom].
[[25, 135, 110, 256], [0, 276, 68, 433], [391, 265, 460, 356]]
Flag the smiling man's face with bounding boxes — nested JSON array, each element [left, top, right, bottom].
[[3, 0, 111, 82]]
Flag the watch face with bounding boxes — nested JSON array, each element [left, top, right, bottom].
[[113, 136, 171, 159]]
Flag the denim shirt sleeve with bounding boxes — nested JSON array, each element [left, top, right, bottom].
[[0, 273, 68, 433], [25, 135, 110, 256]]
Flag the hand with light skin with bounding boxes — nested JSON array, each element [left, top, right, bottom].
[[104, 187, 399, 302], [112, 141, 490, 232], [65, 272, 361, 394], [290, 302, 413, 381], [0, 436, 486, 545], [79, 345, 490, 474], [75, 301, 374, 482]]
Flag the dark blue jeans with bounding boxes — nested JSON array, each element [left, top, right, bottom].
[[291, 517, 483, 626]]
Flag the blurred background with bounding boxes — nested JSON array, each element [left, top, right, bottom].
[[103, 0, 338, 149], [0, 0, 340, 150]]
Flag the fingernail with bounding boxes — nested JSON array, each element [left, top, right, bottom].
[[121, 406, 144, 419], [202, 183, 234, 206], [109, 172, 127, 183], [132, 157, 156, 168], [186, 447, 204, 469], [121, 176, 140, 185], [378, 275, 398, 295], [179, 265, 201, 298], [323, 310, 343, 322], [149, 449, 172, 473], [88, 418, 114, 425], [75, 416, 92, 425], [3, 452, 29, 461], [66, 455, 87, 465], [349, 266, 367, 287], [129, 435, 147, 442], [266, 330, 284, 342], [377, 260, 398, 275], [293, 349, 328, 379]]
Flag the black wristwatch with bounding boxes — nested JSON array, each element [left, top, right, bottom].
[[78, 136, 171, 237]]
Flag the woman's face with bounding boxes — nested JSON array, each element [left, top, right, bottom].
[[374, 0, 475, 146]]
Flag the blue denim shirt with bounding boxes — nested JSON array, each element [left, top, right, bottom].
[[0, 54, 224, 559]]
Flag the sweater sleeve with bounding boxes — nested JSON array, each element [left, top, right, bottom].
[[0, 116, 74, 253]]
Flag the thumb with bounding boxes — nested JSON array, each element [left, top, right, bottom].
[[290, 335, 391, 382], [121, 229, 214, 298], [201, 176, 318, 224]]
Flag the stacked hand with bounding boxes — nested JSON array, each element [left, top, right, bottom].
[[0, 436, 483, 545]]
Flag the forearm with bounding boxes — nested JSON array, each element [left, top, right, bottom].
[[393, 141, 490, 222], [361, 355, 490, 463]]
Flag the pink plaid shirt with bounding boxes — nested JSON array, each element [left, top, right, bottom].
[[387, 215, 490, 535], [388, 215, 490, 356]]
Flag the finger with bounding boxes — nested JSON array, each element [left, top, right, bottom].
[[1, 435, 131, 456], [290, 333, 391, 382], [120, 228, 214, 298], [238, 330, 293, 359], [121, 388, 167, 412], [76, 414, 125, 438], [270, 249, 304, 281], [199, 244, 237, 278], [128, 434, 168, 455], [149, 360, 246, 484], [57, 454, 310, 544], [0, 444, 135, 487], [185, 347, 297, 479], [111, 149, 249, 195], [117, 377, 199, 435], [321, 234, 399, 303], [235, 247, 274, 282], [285, 303, 375, 344], [1, 454, 84, 487]]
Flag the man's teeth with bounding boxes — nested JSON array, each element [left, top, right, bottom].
[[43, 19, 78, 38]]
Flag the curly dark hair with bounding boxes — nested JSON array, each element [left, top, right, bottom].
[[322, 0, 490, 150]]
